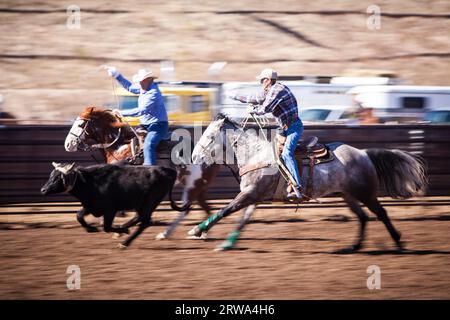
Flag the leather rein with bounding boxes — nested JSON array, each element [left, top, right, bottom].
[[70, 113, 124, 152], [195, 116, 272, 178]]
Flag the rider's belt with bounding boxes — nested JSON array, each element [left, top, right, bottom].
[[281, 115, 299, 131]]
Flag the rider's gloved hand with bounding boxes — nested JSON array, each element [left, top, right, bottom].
[[105, 66, 119, 78], [227, 93, 237, 101]]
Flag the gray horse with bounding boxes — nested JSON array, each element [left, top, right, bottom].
[[188, 114, 428, 252]]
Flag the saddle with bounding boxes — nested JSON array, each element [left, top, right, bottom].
[[128, 127, 172, 165], [295, 136, 333, 165], [275, 135, 334, 199]]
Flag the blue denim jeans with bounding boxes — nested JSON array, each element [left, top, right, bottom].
[[281, 119, 304, 188], [143, 121, 169, 165]]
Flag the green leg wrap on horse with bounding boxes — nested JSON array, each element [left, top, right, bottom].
[[219, 230, 241, 250], [226, 230, 241, 244], [198, 213, 220, 231]]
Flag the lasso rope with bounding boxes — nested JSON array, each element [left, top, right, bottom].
[[78, 65, 142, 159], [107, 67, 142, 155], [244, 105, 310, 205]]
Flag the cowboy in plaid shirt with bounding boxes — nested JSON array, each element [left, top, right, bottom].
[[229, 68, 304, 200]]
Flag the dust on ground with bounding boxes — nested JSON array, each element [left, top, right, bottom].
[[1, 198, 449, 299]]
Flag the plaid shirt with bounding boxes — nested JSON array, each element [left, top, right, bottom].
[[236, 82, 299, 129]]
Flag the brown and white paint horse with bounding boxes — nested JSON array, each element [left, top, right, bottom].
[[64, 106, 221, 239]]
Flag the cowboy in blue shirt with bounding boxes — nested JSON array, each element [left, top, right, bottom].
[[105, 66, 168, 165]]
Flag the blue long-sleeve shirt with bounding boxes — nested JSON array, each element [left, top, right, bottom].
[[116, 74, 168, 125]]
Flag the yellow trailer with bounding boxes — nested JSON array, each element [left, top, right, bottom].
[[115, 85, 218, 125]]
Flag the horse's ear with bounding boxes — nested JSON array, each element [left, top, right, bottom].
[[215, 113, 227, 121], [111, 121, 125, 128], [81, 106, 95, 117]]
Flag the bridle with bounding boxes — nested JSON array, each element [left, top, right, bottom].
[[194, 115, 272, 183], [68, 117, 93, 151], [195, 118, 238, 154], [70, 113, 123, 152], [194, 120, 242, 184], [195, 120, 229, 155]]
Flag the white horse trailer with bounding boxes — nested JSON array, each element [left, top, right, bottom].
[[347, 85, 450, 122], [220, 81, 356, 119], [219, 77, 397, 120]]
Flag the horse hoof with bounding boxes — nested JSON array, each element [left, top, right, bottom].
[[187, 226, 201, 236], [334, 246, 358, 254], [116, 243, 128, 250], [155, 232, 168, 240], [112, 233, 122, 239], [214, 241, 233, 251], [186, 232, 208, 240], [396, 240, 405, 251], [86, 227, 99, 233]]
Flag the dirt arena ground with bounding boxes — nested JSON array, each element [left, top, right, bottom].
[[1, 198, 449, 299]]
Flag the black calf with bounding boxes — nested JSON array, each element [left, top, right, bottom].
[[41, 162, 187, 248]]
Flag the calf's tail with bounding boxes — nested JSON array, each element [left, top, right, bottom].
[[167, 170, 191, 212]]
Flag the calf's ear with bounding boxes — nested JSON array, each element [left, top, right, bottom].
[[66, 162, 76, 172], [53, 162, 76, 175], [52, 162, 62, 168], [61, 162, 76, 174]]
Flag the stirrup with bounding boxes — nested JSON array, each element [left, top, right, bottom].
[[292, 186, 302, 198], [286, 182, 302, 200], [287, 188, 302, 200]]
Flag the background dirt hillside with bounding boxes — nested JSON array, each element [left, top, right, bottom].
[[1, 0, 449, 120]]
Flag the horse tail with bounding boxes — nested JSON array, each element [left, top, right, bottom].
[[167, 169, 191, 212], [365, 148, 428, 199]]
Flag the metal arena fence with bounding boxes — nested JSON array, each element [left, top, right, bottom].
[[0, 124, 449, 204]]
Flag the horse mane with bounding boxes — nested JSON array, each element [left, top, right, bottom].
[[215, 113, 242, 128], [80, 106, 125, 129]]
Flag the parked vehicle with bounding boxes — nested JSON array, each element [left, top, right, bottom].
[[423, 108, 450, 124], [220, 77, 397, 120], [299, 105, 357, 123], [347, 85, 450, 123], [115, 85, 219, 125]]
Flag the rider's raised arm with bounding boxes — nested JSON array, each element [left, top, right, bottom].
[[233, 90, 267, 105], [116, 74, 141, 95], [120, 88, 157, 117]]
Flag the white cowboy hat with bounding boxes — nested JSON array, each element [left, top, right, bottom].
[[256, 68, 278, 80], [132, 68, 157, 82]]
